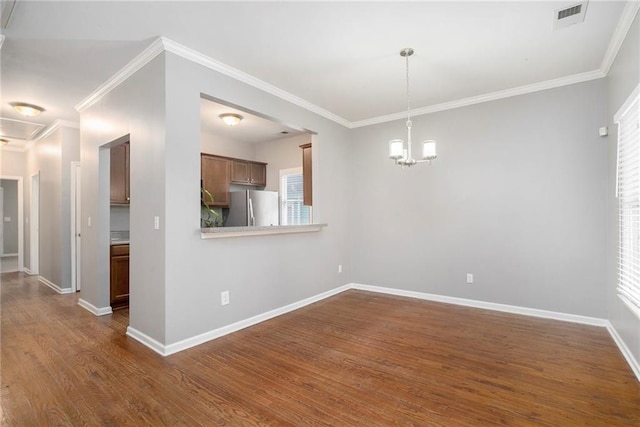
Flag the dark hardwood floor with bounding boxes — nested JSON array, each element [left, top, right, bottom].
[[1, 272, 639, 426]]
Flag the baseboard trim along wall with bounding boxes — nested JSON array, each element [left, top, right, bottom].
[[127, 284, 353, 357], [78, 298, 113, 316], [39, 276, 75, 295], [23, 268, 32, 275], [605, 321, 640, 381], [350, 283, 608, 327], [124, 282, 639, 381]]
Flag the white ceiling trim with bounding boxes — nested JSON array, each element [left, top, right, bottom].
[[600, 1, 640, 75], [75, 2, 637, 130], [350, 69, 606, 128], [160, 37, 351, 128], [75, 38, 165, 112], [24, 119, 81, 152], [1, 144, 25, 153]]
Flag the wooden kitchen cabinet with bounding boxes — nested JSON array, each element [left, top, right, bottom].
[[300, 143, 312, 206], [110, 142, 130, 204], [201, 154, 230, 207], [231, 160, 267, 186], [110, 244, 129, 310]]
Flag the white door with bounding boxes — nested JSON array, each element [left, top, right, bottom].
[[30, 173, 39, 275], [71, 162, 81, 291]]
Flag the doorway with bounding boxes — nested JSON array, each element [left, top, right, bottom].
[[71, 162, 81, 291], [0, 176, 24, 273], [30, 173, 39, 275]]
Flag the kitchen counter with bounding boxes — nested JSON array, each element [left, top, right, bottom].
[[201, 224, 327, 239]]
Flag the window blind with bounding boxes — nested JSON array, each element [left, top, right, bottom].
[[280, 170, 311, 226], [616, 91, 640, 317]]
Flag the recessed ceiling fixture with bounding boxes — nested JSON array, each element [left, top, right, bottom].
[[388, 48, 437, 168], [10, 102, 45, 117], [219, 113, 243, 127], [0, 138, 9, 145]]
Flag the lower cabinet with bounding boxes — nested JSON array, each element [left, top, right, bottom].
[[110, 244, 129, 309]]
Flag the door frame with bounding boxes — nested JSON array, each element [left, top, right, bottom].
[[0, 175, 24, 272], [71, 162, 81, 291], [29, 172, 39, 275]]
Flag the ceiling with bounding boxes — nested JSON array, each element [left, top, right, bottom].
[[200, 97, 307, 144], [0, 1, 637, 149]]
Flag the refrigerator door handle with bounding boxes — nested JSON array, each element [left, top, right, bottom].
[[248, 197, 255, 226]]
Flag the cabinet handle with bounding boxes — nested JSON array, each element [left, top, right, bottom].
[[126, 197, 130, 201]]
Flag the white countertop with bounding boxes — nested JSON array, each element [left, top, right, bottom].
[[201, 224, 327, 239]]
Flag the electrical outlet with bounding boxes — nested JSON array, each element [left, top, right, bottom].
[[338, 264, 343, 273], [88, 217, 92, 227], [154, 216, 160, 230], [466, 273, 474, 284], [221, 291, 230, 306]]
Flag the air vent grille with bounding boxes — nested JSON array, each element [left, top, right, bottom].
[[554, 1, 588, 30], [558, 5, 581, 20]]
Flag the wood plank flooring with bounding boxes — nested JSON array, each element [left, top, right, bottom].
[[1, 272, 639, 426]]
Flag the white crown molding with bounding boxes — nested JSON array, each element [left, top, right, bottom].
[[600, 1, 640, 76], [78, 298, 113, 316], [160, 37, 351, 128], [75, 2, 636, 131], [23, 119, 81, 152], [350, 69, 606, 128], [75, 38, 166, 112], [0, 144, 26, 153]]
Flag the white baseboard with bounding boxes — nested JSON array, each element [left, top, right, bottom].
[[0, 253, 18, 258], [126, 327, 166, 356], [605, 321, 640, 381], [123, 281, 639, 382], [39, 276, 74, 295], [128, 284, 352, 357], [351, 283, 608, 327], [352, 283, 638, 382], [78, 298, 113, 316], [23, 268, 33, 275]]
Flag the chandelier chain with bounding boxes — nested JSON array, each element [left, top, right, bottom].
[[406, 51, 411, 123]]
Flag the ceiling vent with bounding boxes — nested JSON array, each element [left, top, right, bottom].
[[554, 2, 588, 30]]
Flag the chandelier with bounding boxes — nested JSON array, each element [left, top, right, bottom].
[[388, 48, 437, 168]]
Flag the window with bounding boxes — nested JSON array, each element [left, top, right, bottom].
[[616, 86, 640, 318], [280, 168, 311, 225]]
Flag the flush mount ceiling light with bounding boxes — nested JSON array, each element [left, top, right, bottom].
[[388, 48, 437, 168], [219, 113, 243, 127], [0, 138, 8, 145], [10, 102, 45, 117]]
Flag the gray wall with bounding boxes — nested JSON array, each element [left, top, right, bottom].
[[0, 179, 18, 254], [201, 130, 256, 160], [81, 54, 167, 342], [606, 13, 640, 370], [350, 79, 608, 318], [163, 52, 351, 345], [255, 134, 310, 192], [110, 206, 130, 231], [23, 127, 80, 288]]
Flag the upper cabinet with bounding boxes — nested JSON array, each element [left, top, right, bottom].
[[230, 159, 267, 187], [300, 143, 312, 206], [110, 142, 130, 205], [201, 154, 231, 208]]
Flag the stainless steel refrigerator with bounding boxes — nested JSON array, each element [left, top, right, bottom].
[[226, 190, 279, 227]]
